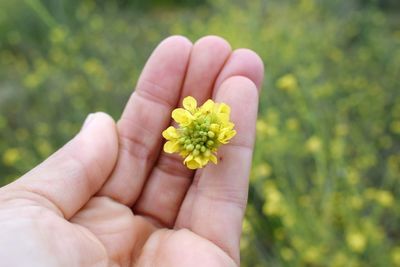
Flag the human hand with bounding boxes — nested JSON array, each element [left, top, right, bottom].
[[0, 36, 264, 267]]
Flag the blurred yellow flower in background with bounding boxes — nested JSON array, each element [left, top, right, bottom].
[[256, 119, 268, 134], [365, 188, 394, 207], [276, 74, 298, 92], [49, 26, 68, 44], [2, 148, 20, 166], [281, 247, 294, 261], [306, 135, 322, 153], [392, 247, 400, 266], [303, 246, 321, 264], [262, 181, 284, 216], [346, 231, 367, 253], [255, 163, 272, 177], [162, 96, 236, 169], [390, 120, 400, 134], [286, 118, 300, 131]]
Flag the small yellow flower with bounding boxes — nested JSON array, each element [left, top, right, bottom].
[[162, 96, 236, 169], [346, 231, 367, 253], [392, 246, 400, 266], [306, 135, 322, 153], [276, 74, 298, 92], [2, 148, 21, 166]]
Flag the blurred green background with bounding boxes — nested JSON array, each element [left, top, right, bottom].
[[1, 0, 399, 266]]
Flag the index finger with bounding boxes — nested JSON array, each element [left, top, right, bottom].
[[98, 36, 193, 205]]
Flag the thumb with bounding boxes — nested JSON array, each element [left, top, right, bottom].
[[4, 112, 119, 219]]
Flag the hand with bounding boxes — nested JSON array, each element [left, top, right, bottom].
[[0, 36, 264, 267]]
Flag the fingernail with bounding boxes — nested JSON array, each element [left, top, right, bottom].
[[82, 113, 95, 130]]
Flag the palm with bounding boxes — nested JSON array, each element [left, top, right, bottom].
[[0, 36, 263, 267], [1, 196, 235, 266], [73, 198, 237, 266]]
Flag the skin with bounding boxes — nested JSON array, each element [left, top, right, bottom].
[[0, 35, 264, 267]]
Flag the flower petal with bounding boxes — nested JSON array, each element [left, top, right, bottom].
[[164, 141, 180, 153], [217, 113, 229, 122], [183, 96, 197, 112], [184, 154, 202, 169], [172, 108, 193, 126], [210, 154, 218, 164], [162, 126, 179, 140], [195, 156, 206, 167], [218, 129, 236, 144], [217, 103, 230, 115], [186, 160, 201, 169], [200, 99, 215, 112]]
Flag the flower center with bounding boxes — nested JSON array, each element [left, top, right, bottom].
[[179, 119, 216, 157]]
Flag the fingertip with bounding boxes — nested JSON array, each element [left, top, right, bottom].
[[158, 35, 193, 51], [89, 111, 116, 126], [97, 112, 117, 129], [217, 75, 259, 104], [214, 48, 264, 93], [81, 112, 117, 134], [79, 112, 119, 169], [234, 49, 265, 84], [194, 35, 232, 55], [146, 35, 193, 73], [179, 35, 232, 103]]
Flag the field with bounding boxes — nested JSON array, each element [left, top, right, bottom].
[[0, 0, 399, 266]]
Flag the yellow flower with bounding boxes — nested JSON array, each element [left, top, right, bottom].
[[2, 148, 21, 166], [392, 246, 400, 266], [162, 96, 236, 169], [346, 231, 367, 253], [306, 135, 322, 153], [276, 74, 298, 92]]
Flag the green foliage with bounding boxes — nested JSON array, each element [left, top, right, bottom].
[[0, 0, 399, 266]]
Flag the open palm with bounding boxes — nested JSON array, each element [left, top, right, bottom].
[[0, 36, 263, 267]]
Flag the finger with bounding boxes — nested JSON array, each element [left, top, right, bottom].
[[4, 113, 119, 219], [176, 76, 260, 265], [213, 48, 264, 93], [176, 48, 264, 228], [133, 36, 232, 227], [180, 36, 232, 101], [98, 36, 193, 206]]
